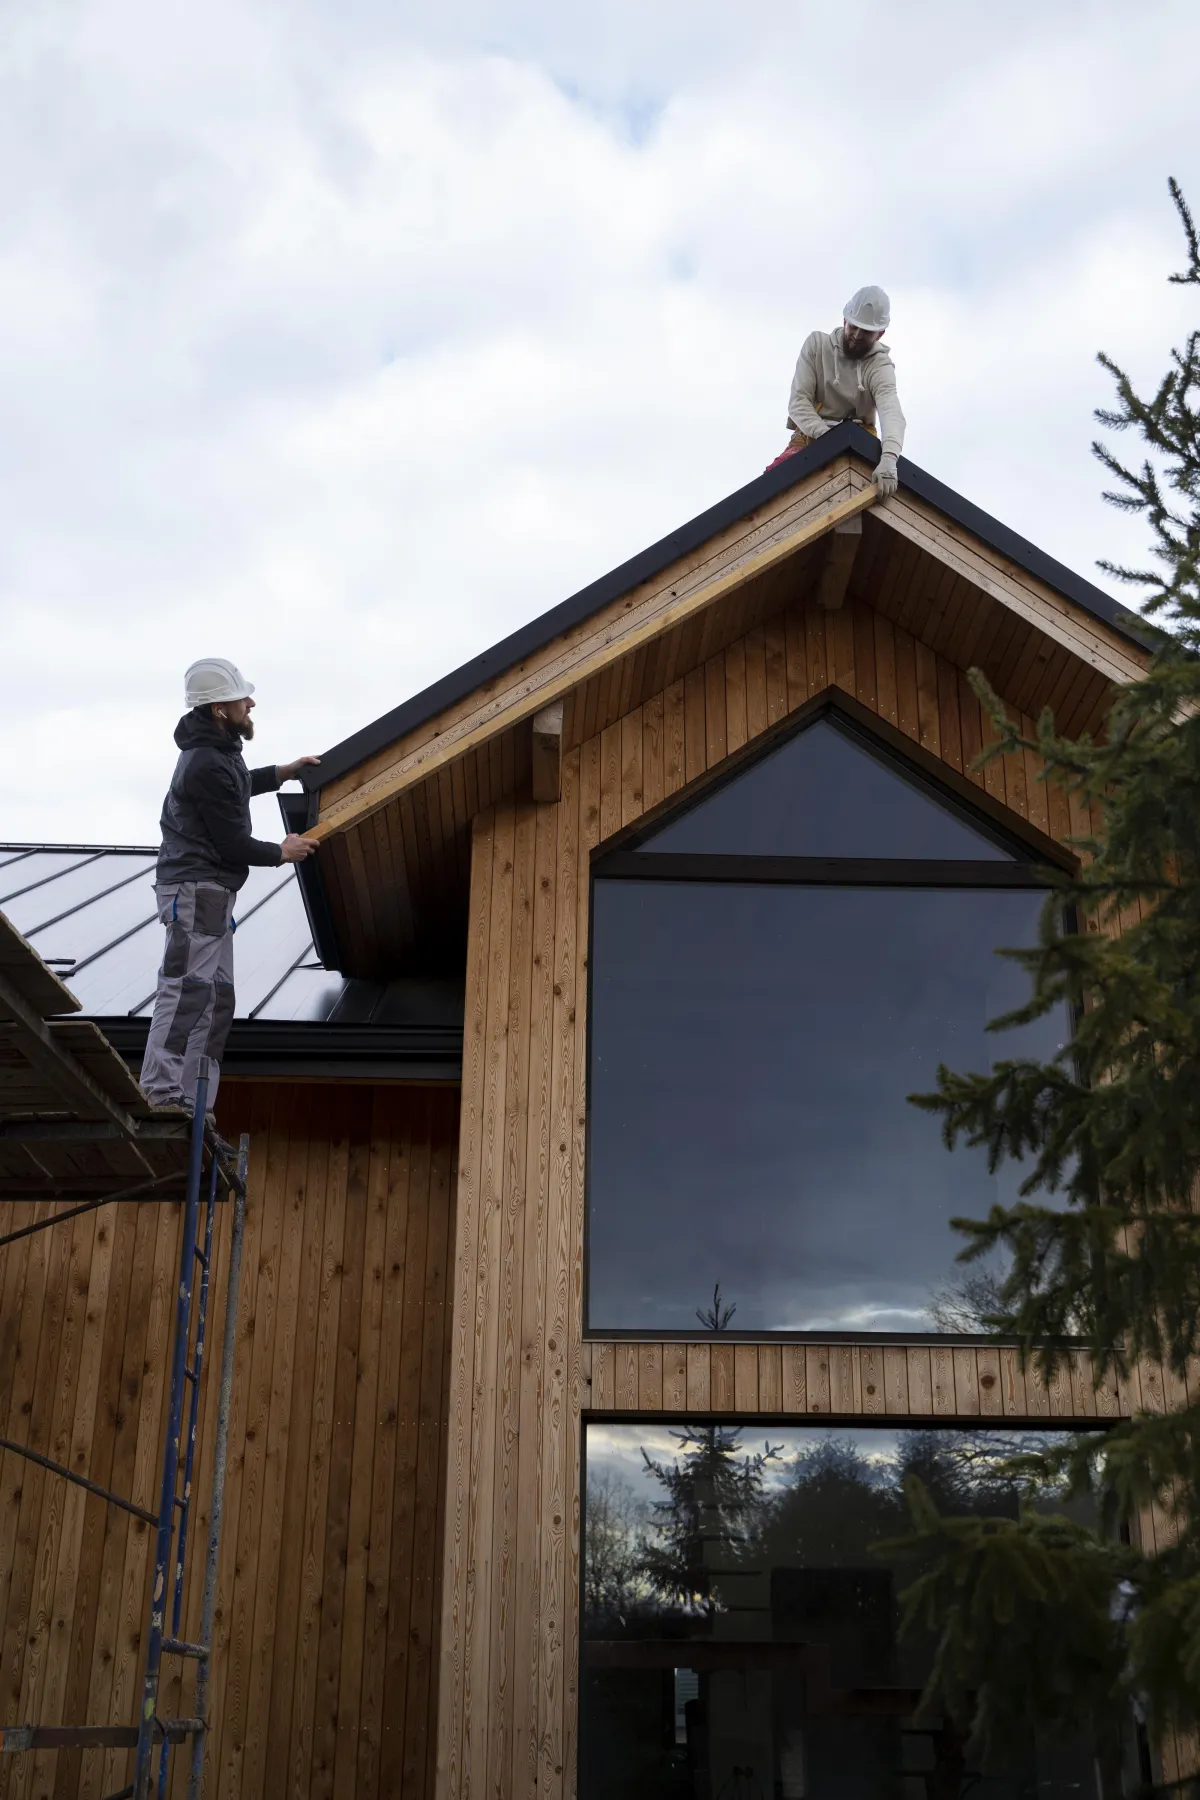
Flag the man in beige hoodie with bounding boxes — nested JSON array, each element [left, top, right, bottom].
[[772, 286, 905, 496]]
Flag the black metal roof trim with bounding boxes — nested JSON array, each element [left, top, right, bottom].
[[304, 422, 1150, 796], [279, 790, 342, 970], [0, 842, 159, 856], [212, 1058, 461, 1082], [96, 1015, 464, 1070]]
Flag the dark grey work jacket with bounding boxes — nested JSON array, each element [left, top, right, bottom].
[[157, 712, 282, 892]]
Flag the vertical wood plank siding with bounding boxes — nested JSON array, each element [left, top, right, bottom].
[[0, 1081, 458, 1800], [436, 588, 1149, 1800]]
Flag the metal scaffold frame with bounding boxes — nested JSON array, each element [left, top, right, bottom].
[[0, 1056, 247, 1800]]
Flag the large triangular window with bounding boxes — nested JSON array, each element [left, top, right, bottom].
[[586, 700, 1072, 1341], [631, 714, 1016, 860]]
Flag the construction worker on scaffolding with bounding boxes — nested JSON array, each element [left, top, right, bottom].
[[140, 658, 320, 1116], [771, 286, 905, 496]]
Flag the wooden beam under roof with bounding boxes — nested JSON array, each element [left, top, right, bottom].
[[531, 699, 564, 803], [814, 514, 863, 611]]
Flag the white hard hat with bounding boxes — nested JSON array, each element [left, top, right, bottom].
[[185, 658, 255, 708], [843, 285, 891, 332]]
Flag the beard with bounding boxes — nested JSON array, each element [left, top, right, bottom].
[[227, 716, 254, 741]]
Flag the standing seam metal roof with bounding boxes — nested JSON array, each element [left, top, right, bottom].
[[0, 846, 342, 1022]]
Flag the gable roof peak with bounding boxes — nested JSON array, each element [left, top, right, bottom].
[[307, 421, 1150, 801]]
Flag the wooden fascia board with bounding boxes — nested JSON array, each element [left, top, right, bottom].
[[876, 491, 1149, 689], [311, 466, 875, 842], [814, 516, 862, 612]]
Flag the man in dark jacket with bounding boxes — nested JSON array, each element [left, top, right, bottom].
[[141, 657, 320, 1111]]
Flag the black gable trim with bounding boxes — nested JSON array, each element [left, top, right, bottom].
[[303, 422, 1150, 798], [279, 789, 342, 970]]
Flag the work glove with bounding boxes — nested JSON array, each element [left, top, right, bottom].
[[873, 451, 899, 498]]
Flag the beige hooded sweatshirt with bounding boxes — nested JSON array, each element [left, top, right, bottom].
[[787, 326, 906, 459]]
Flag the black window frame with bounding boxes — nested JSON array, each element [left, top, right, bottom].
[[583, 689, 1079, 1346]]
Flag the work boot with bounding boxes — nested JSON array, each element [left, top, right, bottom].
[[203, 1111, 238, 1166]]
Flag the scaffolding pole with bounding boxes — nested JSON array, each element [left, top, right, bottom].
[[187, 1136, 247, 1800]]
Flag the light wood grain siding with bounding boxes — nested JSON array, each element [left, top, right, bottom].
[[0, 1082, 457, 1800], [433, 584, 1145, 1800], [581, 1343, 1135, 1420]]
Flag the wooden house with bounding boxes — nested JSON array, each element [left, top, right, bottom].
[[0, 421, 1167, 1798]]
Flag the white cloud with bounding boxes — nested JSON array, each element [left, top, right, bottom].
[[1, 0, 1197, 843]]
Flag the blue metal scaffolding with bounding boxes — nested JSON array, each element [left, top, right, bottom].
[[0, 1056, 247, 1800]]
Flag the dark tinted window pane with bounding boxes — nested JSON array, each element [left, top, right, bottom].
[[640, 718, 1014, 859], [581, 1422, 1132, 1800], [587, 880, 1069, 1334]]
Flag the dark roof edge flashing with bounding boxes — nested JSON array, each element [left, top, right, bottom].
[[279, 790, 342, 970], [95, 1014, 464, 1067], [0, 842, 158, 857], [305, 422, 1151, 796]]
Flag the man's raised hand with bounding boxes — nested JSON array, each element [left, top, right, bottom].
[[281, 833, 320, 862], [277, 754, 322, 784], [873, 452, 899, 498]]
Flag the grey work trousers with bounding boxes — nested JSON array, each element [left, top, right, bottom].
[[140, 881, 237, 1110]]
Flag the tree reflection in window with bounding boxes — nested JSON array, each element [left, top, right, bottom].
[[581, 1421, 1136, 1800]]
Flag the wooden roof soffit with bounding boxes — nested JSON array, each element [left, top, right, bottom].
[[876, 489, 1147, 689], [310, 482, 880, 843]]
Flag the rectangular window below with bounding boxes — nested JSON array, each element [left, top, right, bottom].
[[581, 1421, 1136, 1799]]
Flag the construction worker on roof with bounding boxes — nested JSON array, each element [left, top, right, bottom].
[[771, 286, 905, 497], [140, 659, 321, 1118]]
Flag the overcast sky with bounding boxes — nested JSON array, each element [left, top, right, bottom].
[[2, 0, 1198, 845]]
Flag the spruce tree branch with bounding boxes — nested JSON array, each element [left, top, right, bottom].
[[1168, 177, 1200, 286]]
